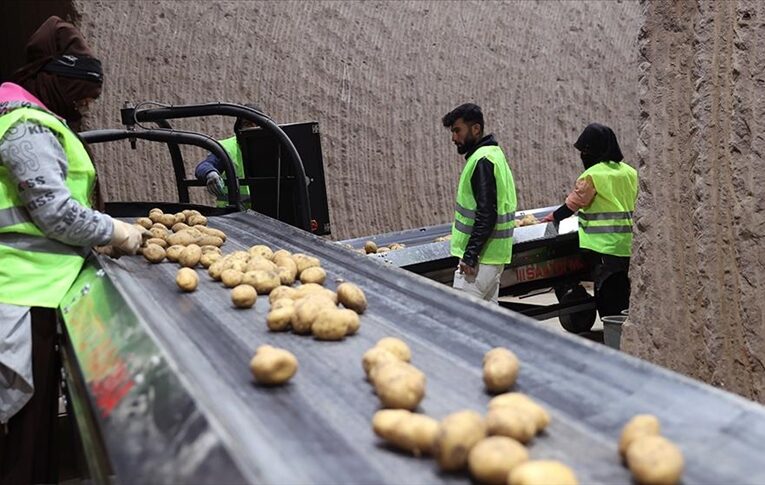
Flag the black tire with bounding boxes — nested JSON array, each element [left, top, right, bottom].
[[556, 285, 597, 333]]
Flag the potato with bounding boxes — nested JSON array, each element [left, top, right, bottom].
[[148, 210, 163, 223], [200, 251, 222, 268], [196, 226, 226, 241], [509, 461, 578, 485], [143, 243, 166, 263], [376, 337, 411, 362], [389, 243, 405, 250], [136, 217, 153, 229], [149, 227, 170, 240], [197, 235, 224, 247], [179, 244, 202, 268], [292, 253, 321, 275], [483, 347, 520, 393], [271, 298, 295, 311], [468, 436, 528, 485], [362, 347, 399, 377], [433, 410, 487, 471], [242, 270, 281, 294], [485, 407, 537, 444], [376, 247, 390, 254], [373, 361, 426, 410], [208, 260, 226, 280], [247, 257, 277, 273], [200, 245, 221, 254], [221, 269, 244, 288], [619, 414, 661, 457], [272, 249, 292, 263], [300, 266, 326, 285], [276, 266, 296, 286], [167, 230, 198, 247], [249, 345, 297, 385], [625, 435, 683, 485], [165, 244, 185, 262], [158, 214, 176, 228], [372, 409, 439, 456], [488, 393, 550, 432], [176, 267, 198, 292], [248, 244, 273, 259], [339, 308, 361, 335], [173, 212, 186, 223], [291, 296, 335, 334], [269, 286, 298, 303], [294, 282, 327, 299], [224, 260, 247, 274], [146, 237, 168, 249], [336, 282, 367, 314], [187, 214, 207, 226], [171, 222, 190, 233], [229, 250, 251, 261], [364, 240, 378, 254], [312, 308, 350, 340], [275, 254, 297, 272], [231, 284, 257, 308], [267, 307, 294, 332]]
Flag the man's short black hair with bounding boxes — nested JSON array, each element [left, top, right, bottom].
[[442, 103, 484, 130]]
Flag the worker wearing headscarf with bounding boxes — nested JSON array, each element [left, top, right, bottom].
[[0, 16, 146, 483], [543, 123, 638, 319]]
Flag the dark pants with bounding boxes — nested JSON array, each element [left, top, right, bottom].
[[586, 250, 631, 318], [0, 308, 59, 485]]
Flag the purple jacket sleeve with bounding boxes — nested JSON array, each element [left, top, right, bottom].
[[194, 153, 225, 180]]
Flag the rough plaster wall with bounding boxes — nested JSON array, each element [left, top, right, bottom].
[[622, 0, 765, 403], [72, 0, 640, 239]]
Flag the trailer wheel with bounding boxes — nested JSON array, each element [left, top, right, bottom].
[[555, 285, 596, 333]]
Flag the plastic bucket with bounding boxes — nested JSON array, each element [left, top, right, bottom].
[[601, 315, 627, 350]]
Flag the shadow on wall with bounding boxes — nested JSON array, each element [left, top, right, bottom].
[[0, 1, 77, 82]]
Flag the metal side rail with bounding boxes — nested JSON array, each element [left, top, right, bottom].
[[60, 211, 765, 484]]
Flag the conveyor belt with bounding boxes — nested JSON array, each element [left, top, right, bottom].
[[61, 210, 765, 484]]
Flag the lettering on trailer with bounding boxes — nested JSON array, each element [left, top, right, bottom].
[[515, 256, 587, 283]]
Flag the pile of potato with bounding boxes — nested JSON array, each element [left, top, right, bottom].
[[368, 346, 579, 485], [134, 208, 226, 265], [516, 214, 540, 227], [363, 338, 426, 410], [619, 414, 684, 485], [359, 240, 406, 255]]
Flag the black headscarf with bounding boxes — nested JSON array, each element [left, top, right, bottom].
[[574, 123, 623, 169], [11, 16, 103, 124]]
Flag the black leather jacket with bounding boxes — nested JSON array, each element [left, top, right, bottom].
[[461, 134, 499, 267]]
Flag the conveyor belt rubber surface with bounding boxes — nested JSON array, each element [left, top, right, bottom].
[[72, 211, 765, 484]]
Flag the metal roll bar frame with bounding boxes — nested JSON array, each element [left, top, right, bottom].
[[119, 102, 312, 231]]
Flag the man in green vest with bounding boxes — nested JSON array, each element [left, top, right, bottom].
[[542, 123, 638, 317], [194, 104, 261, 208], [442, 103, 517, 303]]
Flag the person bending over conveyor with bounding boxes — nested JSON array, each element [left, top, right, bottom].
[[194, 103, 262, 208], [542, 123, 638, 318], [0, 16, 146, 484]]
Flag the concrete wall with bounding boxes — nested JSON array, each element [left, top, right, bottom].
[[68, 0, 640, 239], [621, 0, 765, 403]]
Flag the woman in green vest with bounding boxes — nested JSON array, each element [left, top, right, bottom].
[[542, 123, 638, 319], [0, 17, 146, 483]]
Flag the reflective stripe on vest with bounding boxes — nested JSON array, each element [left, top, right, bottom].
[[450, 143, 517, 265], [577, 162, 638, 257], [215, 135, 251, 208], [0, 105, 95, 307], [0, 233, 87, 256]]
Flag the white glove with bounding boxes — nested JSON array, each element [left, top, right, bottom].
[[206, 171, 225, 197], [109, 219, 148, 255]]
